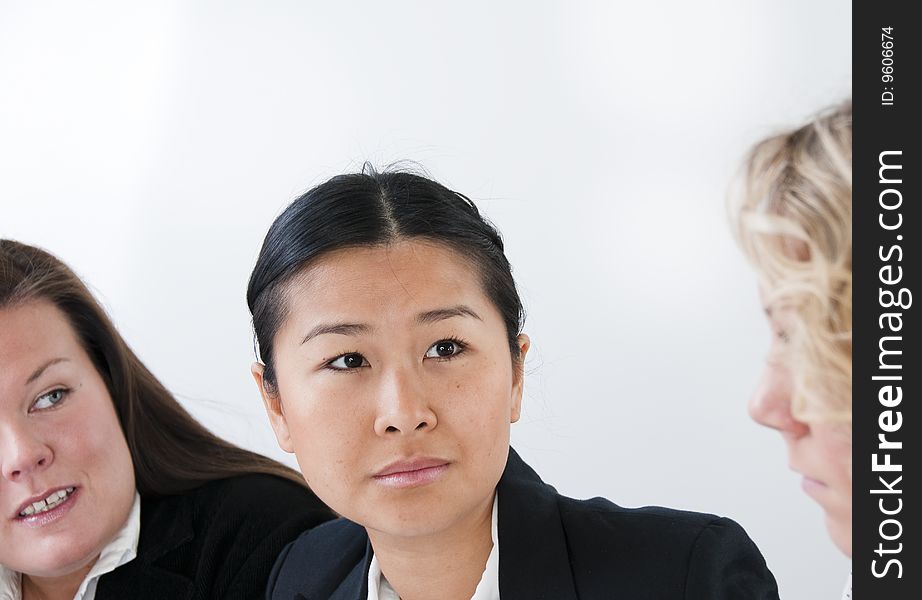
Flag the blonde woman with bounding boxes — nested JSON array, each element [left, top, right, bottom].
[[731, 101, 852, 594]]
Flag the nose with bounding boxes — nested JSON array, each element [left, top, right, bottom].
[[1, 421, 54, 483], [748, 362, 809, 438], [373, 368, 438, 436]]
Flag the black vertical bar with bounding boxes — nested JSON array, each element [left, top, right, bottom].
[[853, 0, 918, 597]]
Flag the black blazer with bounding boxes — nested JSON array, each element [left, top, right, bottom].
[[267, 448, 779, 600], [96, 474, 334, 600]]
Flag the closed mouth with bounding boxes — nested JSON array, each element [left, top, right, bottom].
[[374, 457, 450, 478], [373, 458, 450, 489]]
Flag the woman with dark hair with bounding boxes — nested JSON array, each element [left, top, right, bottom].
[[0, 240, 333, 600], [249, 168, 781, 599]]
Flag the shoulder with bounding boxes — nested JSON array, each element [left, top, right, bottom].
[[292, 516, 367, 547], [267, 518, 369, 600], [502, 450, 755, 556], [135, 474, 335, 599], [187, 473, 326, 517], [555, 495, 778, 598], [557, 493, 730, 546], [498, 450, 777, 598], [274, 518, 368, 568], [145, 473, 333, 540], [178, 473, 334, 560]]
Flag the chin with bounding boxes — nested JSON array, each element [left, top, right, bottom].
[[363, 506, 448, 538], [825, 512, 852, 558], [363, 495, 474, 539], [20, 549, 98, 579], [24, 530, 107, 578]]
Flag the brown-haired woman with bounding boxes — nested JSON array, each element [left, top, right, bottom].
[[0, 239, 334, 600]]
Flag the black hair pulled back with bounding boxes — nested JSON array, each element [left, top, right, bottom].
[[246, 166, 525, 392]]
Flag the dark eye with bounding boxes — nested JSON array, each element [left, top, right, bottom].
[[425, 340, 464, 359], [33, 388, 68, 410], [328, 353, 368, 370]]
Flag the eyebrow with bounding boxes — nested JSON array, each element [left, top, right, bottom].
[[416, 305, 483, 325], [300, 323, 371, 345], [299, 305, 483, 346], [26, 358, 69, 385]]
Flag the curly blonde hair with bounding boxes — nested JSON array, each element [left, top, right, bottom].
[[731, 101, 852, 425]]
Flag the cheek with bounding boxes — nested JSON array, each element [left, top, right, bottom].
[[443, 361, 514, 445], [280, 380, 371, 484], [811, 426, 852, 502], [41, 387, 136, 537], [824, 439, 853, 487], [47, 393, 122, 467], [76, 396, 134, 486]]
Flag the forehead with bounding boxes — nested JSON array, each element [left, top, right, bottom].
[[281, 240, 492, 323], [0, 301, 90, 403], [0, 300, 81, 362]]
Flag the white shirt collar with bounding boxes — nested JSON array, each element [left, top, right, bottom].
[[367, 494, 500, 600], [0, 492, 141, 600], [841, 571, 851, 600]]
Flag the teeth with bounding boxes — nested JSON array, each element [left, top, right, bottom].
[[45, 490, 66, 503], [19, 488, 74, 517]]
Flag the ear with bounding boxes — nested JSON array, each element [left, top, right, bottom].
[[251, 362, 294, 453], [510, 333, 530, 423]]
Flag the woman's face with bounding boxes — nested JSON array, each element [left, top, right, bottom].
[[256, 240, 527, 539], [750, 289, 852, 556], [0, 301, 136, 577]]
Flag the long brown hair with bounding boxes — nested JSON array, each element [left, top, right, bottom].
[[0, 239, 306, 496]]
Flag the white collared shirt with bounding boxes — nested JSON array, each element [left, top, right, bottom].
[[0, 492, 141, 600], [367, 495, 500, 600], [841, 571, 851, 600]]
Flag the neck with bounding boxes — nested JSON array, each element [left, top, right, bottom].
[[21, 559, 97, 600], [368, 492, 495, 600]]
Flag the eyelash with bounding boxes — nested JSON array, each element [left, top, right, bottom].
[[31, 387, 70, 411], [425, 336, 468, 362], [324, 350, 367, 373], [323, 336, 469, 372]]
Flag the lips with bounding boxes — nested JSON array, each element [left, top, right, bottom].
[[801, 475, 828, 497], [788, 461, 825, 495], [373, 457, 450, 489]]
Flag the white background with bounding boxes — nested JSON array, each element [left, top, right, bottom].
[[0, 2, 851, 597]]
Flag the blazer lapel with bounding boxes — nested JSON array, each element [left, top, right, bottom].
[[497, 448, 579, 600], [330, 540, 372, 600], [138, 492, 195, 560], [96, 492, 195, 598], [293, 539, 371, 600]]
